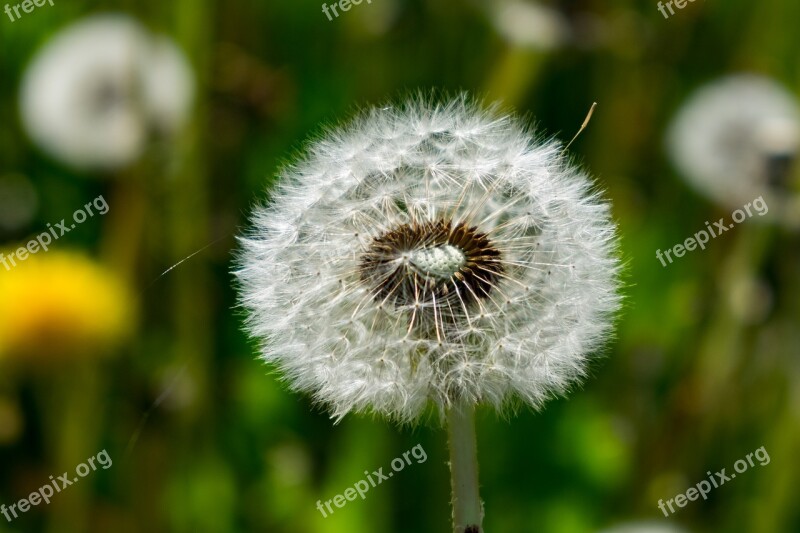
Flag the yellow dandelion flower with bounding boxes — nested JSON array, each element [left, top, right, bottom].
[[0, 250, 136, 360]]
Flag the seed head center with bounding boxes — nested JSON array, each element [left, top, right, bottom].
[[409, 244, 466, 280], [359, 219, 503, 310]]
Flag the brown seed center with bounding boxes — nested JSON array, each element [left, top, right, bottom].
[[359, 220, 503, 310]]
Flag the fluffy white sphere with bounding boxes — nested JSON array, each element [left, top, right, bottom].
[[141, 35, 195, 137], [666, 74, 800, 224], [237, 96, 621, 422], [19, 15, 194, 171]]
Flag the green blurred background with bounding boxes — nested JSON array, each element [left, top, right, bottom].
[[1, 0, 799, 532]]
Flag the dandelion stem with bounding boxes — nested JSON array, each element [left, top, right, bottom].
[[446, 402, 483, 533]]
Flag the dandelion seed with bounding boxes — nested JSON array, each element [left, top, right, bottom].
[[235, 95, 622, 532]]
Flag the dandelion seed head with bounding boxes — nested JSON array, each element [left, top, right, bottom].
[[667, 74, 800, 224], [491, 1, 570, 50], [236, 95, 621, 422], [19, 14, 194, 171]]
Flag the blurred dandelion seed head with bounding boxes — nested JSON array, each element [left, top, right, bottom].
[[0, 251, 136, 360], [667, 74, 800, 224], [19, 14, 194, 171], [236, 96, 621, 422], [491, 1, 570, 50]]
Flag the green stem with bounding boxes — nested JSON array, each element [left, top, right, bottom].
[[484, 46, 546, 107], [446, 402, 483, 533]]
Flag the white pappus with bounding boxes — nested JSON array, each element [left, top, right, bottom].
[[19, 14, 194, 171], [236, 95, 622, 423], [666, 74, 800, 226]]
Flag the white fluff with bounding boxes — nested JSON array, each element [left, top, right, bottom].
[[666, 74, 800, 222], [236, 96, 621, 422], [491, 1, 570, 50], [19, 15, 194, 170]]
